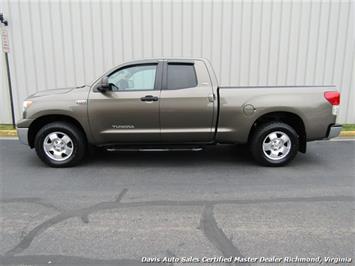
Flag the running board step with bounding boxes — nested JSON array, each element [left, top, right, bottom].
[[106, 147, 203, 152]]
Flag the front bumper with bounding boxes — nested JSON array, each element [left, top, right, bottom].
[[17, 127, 29, 145], [327, 124, 342, 139]]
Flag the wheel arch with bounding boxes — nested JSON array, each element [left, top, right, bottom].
[[248, 111, 307, 153], [28, 115, 87, 148]]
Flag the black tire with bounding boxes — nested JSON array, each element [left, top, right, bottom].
[[34, 122, 87, 167], [250, 122, 299, 167]]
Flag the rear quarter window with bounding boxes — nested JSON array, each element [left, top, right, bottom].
[[167, 64, 197, 90]]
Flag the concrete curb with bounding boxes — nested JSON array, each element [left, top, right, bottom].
[[1, 130, 355, 138]]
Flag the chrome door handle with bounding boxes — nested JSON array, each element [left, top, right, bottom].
[[140, 95, 159, 102]]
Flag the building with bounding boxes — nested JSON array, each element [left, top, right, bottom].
[[0, 0, 354, 124]]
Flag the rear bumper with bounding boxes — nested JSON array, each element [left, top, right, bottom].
[[16, 127, 29, 145], [327, 124, 342, 139]]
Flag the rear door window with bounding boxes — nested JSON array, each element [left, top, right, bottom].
[[167, 64, 197, 90]]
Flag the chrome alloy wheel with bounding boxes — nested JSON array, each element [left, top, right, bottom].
[[262, 131, 291, 161], [43, 131, 74, 161]]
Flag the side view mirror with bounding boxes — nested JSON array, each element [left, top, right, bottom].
[[97, 76, 111, 92]]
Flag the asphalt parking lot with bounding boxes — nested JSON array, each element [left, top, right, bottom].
[[0, 139, 354, 265]]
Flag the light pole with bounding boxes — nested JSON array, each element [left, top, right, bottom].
[[1, 13, 16, 129]]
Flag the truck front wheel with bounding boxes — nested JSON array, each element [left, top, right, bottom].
[[34, 122, 86, 167], [250, 122, 299, 166]]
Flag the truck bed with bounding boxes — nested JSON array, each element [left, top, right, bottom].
[[216, 85, 337, 143]]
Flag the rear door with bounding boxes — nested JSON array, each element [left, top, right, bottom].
[[159, 60, 215, 142]]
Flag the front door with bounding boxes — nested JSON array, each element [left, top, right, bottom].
[[88, 63, 162, 144]]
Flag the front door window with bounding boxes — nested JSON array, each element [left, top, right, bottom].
[[108, 65, 157, 91]]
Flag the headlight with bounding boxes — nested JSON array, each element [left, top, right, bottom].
[[23, 100, 32, 110], [22, 100, 32, 118]]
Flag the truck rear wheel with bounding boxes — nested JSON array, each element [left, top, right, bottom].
[[250, 122, 299, 166], [34, 122, 86, 167]]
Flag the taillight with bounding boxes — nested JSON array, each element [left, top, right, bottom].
[[324, 91, 340, 105]]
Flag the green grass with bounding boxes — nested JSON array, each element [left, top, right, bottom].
[[0, 124, 15, 130], [342, 124, 355, 131]]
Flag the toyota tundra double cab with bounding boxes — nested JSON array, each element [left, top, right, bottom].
[[17, 58, 342, 167]]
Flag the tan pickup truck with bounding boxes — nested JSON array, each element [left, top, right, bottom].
[[17, 58, 341, 167]]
